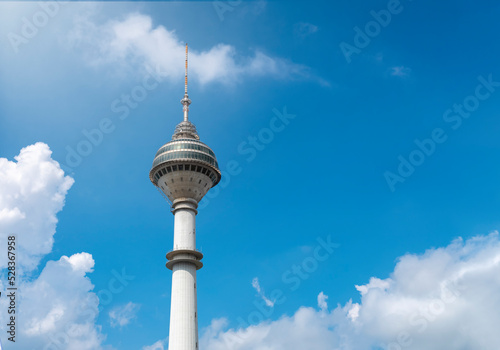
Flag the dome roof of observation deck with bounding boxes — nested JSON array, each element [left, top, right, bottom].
[[151, 138, 219, 170], [149, 136, 221, 188]]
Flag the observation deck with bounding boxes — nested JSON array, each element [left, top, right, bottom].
[[149, 120, 221, 203]]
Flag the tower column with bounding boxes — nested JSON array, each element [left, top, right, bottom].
[[167, 198, 200, 350], [172, 198, 197, 250]]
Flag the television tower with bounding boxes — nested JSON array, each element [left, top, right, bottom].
[[149, 44, 221, 350]]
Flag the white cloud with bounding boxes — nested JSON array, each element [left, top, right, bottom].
[[142, 339, 167, 350], [0, 252, 106, 350], [390, 65, 411, 77], [109, 302, 140, 328], [317, 291, 328, 312], [69, 12, 317, 85], [0, 207, 25, 221], [347, 303, 360, 321], [252, 277, 275, 307], [355, 276, 391, 296], [251, 277, 262, 293], [199, 307, 352, 350], [0, 143, 107, 349], [0, 142, 74, 271], [197, 232, 500, 350]]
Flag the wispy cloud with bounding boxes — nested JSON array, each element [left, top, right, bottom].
[[252, 277, 275, 307], [390, 65, 411, 77], [317, 291, 328, 312], [142, 339, 167, 350], [294, 22, 319, 39], [109, 302, 140, 328], [69, 12, 320, 85]]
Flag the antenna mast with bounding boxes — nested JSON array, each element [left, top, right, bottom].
[[181, 43, 191, 122]]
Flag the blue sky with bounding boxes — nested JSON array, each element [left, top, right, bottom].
[[1, 1, 500, 349]]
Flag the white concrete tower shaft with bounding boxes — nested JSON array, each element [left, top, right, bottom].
[[167, 198, 200, 350]]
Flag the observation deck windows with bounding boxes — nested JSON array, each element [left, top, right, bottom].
[[153, 161, 219, 187]]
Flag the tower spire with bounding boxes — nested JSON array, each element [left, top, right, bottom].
[[181, 43, 191, 122], [185, 43, 188, 95]]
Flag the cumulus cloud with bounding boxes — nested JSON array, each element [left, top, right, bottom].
[[109, 302, 140, 328], [251, 277, 275, 307], [197, 232, 500, 350], [0, 143, 107, 349], [0, 142, 74, 271], [199, 307, 355, 350], [69, 12, 317, 85], [0, 252, 105, 349]]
